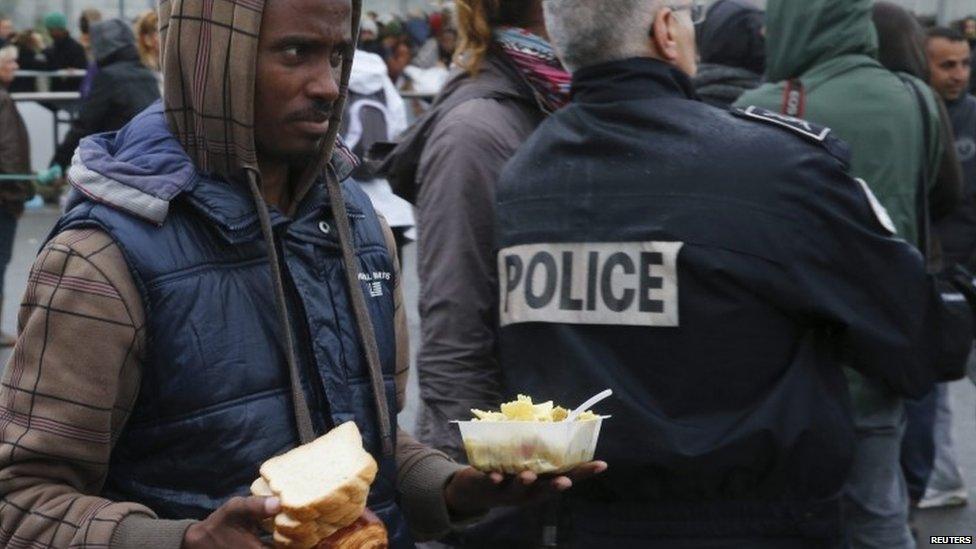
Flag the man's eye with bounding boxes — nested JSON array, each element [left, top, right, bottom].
[[283, 46, 302, 61]]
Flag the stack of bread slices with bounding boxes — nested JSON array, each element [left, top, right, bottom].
[[251, 422, 382, 548]]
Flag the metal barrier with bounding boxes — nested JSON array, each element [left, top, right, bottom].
[[11, 92, 82, 156], [9, 85, 440, 156], [12, 69, 86, 94]]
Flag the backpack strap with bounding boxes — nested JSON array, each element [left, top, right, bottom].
[[898, 73, 936, 267]]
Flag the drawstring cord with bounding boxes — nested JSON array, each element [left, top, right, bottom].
[[320, 0, 394, 457], [246, 170, 317, 444]]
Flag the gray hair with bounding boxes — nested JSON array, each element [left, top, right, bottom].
[[0, 45, 16, 64], [544, 0, 660, 72]]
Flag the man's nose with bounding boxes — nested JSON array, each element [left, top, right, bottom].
[[307, 64, 340, 102]]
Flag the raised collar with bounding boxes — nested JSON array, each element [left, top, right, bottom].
[[183, 169, 364, 245], [571, 57, 700, 105]]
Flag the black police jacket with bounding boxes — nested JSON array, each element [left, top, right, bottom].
[[495, 58, 974, 545]]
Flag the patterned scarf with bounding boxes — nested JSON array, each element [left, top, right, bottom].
[[493, 27, 571, 113]]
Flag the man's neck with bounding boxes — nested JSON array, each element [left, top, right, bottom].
[[257, 159, 292, 212]]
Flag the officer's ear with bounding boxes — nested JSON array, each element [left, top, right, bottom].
[[649, 6, 698, 76], [648, 6, 681, 65]]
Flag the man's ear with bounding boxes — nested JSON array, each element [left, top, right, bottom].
[[649, 7, 679, 63]]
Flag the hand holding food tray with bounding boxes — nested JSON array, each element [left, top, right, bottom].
[[453, 392, 611, 475]]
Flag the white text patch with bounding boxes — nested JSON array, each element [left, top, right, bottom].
[[498, 242, 683, 327]]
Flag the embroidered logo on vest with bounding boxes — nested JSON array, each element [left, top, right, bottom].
[[957, 137, 976, 163], [359, 271, 391, 298]]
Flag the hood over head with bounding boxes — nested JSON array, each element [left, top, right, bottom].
[[697, 0, 766, 75], [157, 0, 266, 182], [764, 0, 878, 82], [90, 19, 138, 65]]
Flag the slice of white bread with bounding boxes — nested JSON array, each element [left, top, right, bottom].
[[251, 422, 379, 548]]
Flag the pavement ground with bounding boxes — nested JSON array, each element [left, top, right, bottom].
[[1, 207, 974, 545]]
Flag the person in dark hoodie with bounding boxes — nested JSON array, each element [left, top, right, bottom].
[[0, 1, 603, 547], [50, 18, 160, 171], [692, 0, 765, 108]]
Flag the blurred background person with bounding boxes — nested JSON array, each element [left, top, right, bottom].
[[386, 37, 414, 88], [134, 10, 162, 88], [381, 18, 405, 54], [341, 47, 413, 260], [78, 8, 103, 59], [50, 19, 160, 172], [381, 0, 570, 545], [955, 16, 976, 92], [869, 7, 967, 532], [0, 45, 34, 346], [404, 9, 431, 49], [0, 16, 14, 49], [42, 11, 87, 93], [359, 17, 385, 57], [738, 0, 961, 546], [931, 27, 976, 280], [9, 30, 44, 93], [921, 25, 975, 510], [78, 9, 103, 98], [693, 0, 765, 108], [415, 11, 457, 69]]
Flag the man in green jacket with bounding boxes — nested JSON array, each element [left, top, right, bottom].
[[737, 1, 946, 547]]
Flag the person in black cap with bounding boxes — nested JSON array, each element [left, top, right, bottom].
[[692, 0, 765, 108]]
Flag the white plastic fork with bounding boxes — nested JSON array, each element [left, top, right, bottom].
[[565, 389, 613, 422]]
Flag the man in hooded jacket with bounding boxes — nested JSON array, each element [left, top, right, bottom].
[[737, 1, 955, 546], [0, 1, 604, 547]]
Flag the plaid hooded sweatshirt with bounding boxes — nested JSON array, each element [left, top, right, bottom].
[[0, 1, 465, 547]]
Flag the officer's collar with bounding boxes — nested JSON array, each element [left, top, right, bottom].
[[571, 57, 700, 105]]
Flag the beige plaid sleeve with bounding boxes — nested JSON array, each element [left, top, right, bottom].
[[375, 217, 472, 540], [376, 215, 410, 412], [0, 229, 158, 548]]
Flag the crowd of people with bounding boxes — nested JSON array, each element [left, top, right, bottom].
[[0, 0, 974, 548], [0, 8, 162, 349]]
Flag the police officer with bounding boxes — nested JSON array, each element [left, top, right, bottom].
[[495, 1, 976, 547]]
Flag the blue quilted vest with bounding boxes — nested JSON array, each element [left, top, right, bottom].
[[53, 136, 411, 546]]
